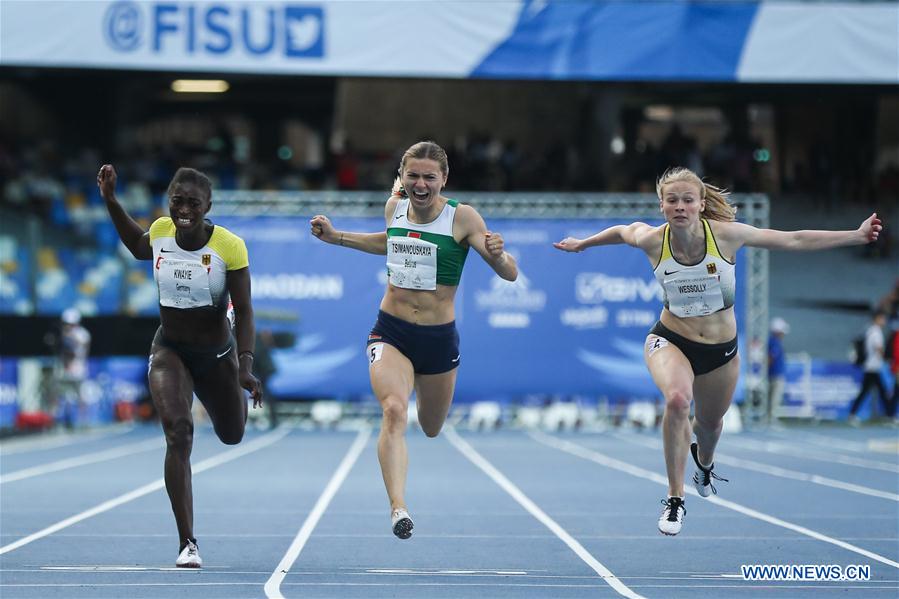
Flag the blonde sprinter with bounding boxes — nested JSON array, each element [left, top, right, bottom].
[[555, 167, 881, 535], [310, 141, 518, 538]]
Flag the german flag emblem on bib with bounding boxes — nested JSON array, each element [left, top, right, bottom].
[[706, 263, 717, 275], [202, 254, 211, 266]]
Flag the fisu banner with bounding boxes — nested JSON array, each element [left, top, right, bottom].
[[216, 216, 747, 401], [1, 1, 896, 83]]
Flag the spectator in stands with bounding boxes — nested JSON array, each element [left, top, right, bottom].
[[97, 163, 262, 568], [55, 307, 91, 428], [309, 140, 518, 539], [848, 311, 894, 425], [768, 317, 790, 424], [554, 166, 882, 536]]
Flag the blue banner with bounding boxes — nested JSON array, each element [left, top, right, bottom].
[[0, 358, 19, 428], [217, 216, 747, 402], [782, 360, 893, 420]]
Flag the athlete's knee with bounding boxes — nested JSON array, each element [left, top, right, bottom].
[[663, 389, 692, 417], [693, 412, 723, 433], [420, 420, 443, 438], [217, 424, 244, 445], [380, 395, 408, 432], [163, 417, 193, 454]]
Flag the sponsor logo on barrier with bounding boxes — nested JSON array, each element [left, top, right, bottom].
[[560, 306, 608, 329], [488, 312, 530, 328], [475, 273, 546, 311], [575, 273, 662, 304], [615, 309, 656, 327], [103, 2, 325, 59], [252, 274, 343, 299]]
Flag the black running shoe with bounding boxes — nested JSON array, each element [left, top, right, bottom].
[[691, 442, 728, 497]]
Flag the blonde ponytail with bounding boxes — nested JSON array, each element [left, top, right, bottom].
[[657, 167, 736, 222], [701, 181, 737, 222]]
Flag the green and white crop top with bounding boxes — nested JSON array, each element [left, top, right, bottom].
[[149, 217, 248, 309], [386, 198, 469, 290], [653, 219, 736, 318]]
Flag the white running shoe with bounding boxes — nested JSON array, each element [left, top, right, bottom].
[[691, 442, 728, 498], [391, 508, 413, 540], [175, 539, 202, 568], [658, 497, 686, 536]]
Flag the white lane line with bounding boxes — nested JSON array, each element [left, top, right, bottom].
[[0, 426, 134, 455], [615, 433, 899, 502], [1, 438, 163, 484], [0, 427, 291, 555], [868, 439, 899, 454], [7, 583, 897, 591], [445, 427, 645, 599], [727, 438, 899, 473], [9, 532, 895, 541], [1, 583, 263, 588], [531, 431, 899, 570], [365, 569, 529, 575], [769, 429, 898, 455], [770, 430, 869, 452], [264, 426, 371, 599]]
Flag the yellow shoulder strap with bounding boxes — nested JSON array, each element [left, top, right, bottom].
[[703, 219, 723, 259], [659, 224, 673, 263], [149, 217, 175, 242]]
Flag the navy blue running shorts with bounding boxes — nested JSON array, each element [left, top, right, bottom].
[[367, 310, 460, 375]]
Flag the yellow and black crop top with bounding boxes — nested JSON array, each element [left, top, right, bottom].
[[149, 217, 248, 309], [652, 219, 736, 318]]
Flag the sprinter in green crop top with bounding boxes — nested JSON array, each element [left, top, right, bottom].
[[310, 141, 518, 539]]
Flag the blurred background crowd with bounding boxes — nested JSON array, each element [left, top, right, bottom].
[[0, 0, 896, 432]]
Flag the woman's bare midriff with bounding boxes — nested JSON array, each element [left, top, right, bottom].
[[380, 284, 458, 325], [658, 306, 738, 344]]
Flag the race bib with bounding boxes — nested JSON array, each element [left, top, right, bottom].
[[664, 273, 724, 317], [386, 236, 438, 290], [157, 258, 213, 308]]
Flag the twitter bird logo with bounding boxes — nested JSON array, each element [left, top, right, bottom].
[[285, 7, 324, 57]]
